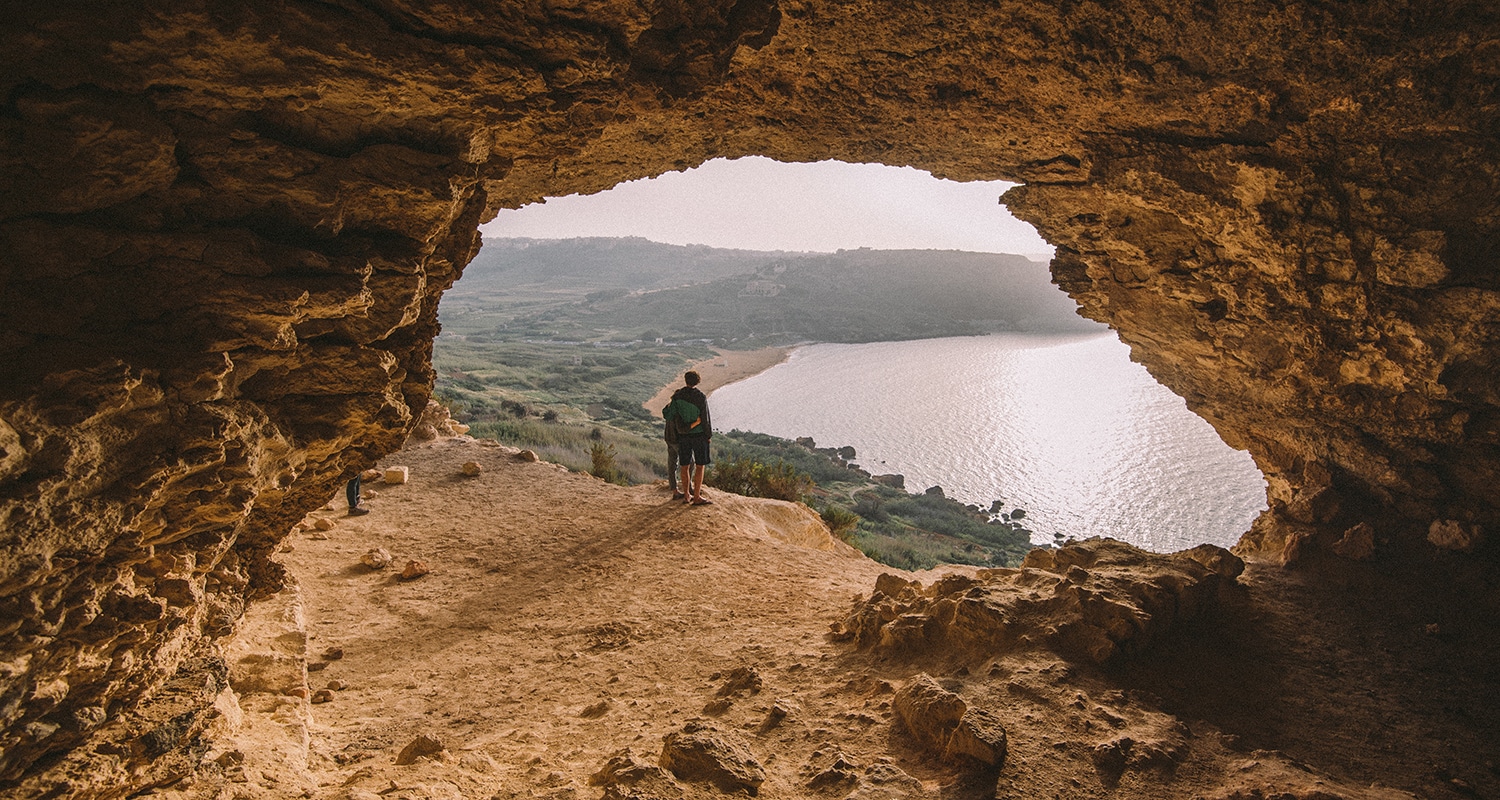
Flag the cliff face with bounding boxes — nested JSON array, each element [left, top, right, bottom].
[[1, 0, 1496, 794]]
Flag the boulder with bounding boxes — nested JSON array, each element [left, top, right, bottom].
[[399, 560, 431, 581], [383, 466, 410, 484], [461, 461, 482, 477], [658, 720, 765, 795], [841, 538, 1243, 664], [892, 674, 1006, 767]]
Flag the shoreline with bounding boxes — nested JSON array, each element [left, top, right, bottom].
[[642, 346, 793, 414]]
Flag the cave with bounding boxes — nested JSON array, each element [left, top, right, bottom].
[[2, 1, 1498, 797]]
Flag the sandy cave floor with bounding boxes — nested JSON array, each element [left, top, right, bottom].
[[251, 436, 1500, 800]]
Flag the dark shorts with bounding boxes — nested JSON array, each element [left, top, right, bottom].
[[678, 435, 710, 466]]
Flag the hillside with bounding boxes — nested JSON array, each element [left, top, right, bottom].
[[440, 238, 1101, 344], [197, 434, 1499, 800]]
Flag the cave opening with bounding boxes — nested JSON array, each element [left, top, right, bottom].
[[438, 157, 1267, 556], [4, 2, 1499, 796]]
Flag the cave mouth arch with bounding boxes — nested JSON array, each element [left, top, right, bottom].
[[2, 1, 1498, 793], [443, 157, 1269, 554]]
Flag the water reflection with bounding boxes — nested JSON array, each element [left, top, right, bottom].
[[710, 333, 1267, 552]]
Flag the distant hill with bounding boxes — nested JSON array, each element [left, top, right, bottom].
[[443, 237, 1101, 344], [452, 236, 798, 293]]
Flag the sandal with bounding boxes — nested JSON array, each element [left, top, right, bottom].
[[691, 497, 713, 505]]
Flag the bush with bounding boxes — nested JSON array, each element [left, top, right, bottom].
[[819, 505, 860, 543], [590, 441, 622, 484], [706, 457, 815, 502]]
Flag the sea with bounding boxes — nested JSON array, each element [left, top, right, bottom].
[[709, 333, 1267, 553]]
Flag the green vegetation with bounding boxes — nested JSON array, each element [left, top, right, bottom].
[[710, 431, 1035, 569], [705, 456, 817, 502], [432, 237, 1065, 570]]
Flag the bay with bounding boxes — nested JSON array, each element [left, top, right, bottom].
[[709, 333, 1267, 553]]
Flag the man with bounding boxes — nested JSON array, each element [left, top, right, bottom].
[[664, 408, 682, 500], [666, 370, 712, 506], [346, 475, 370, 516]]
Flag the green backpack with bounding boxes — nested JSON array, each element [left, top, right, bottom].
[[664, 397, 702, 436]]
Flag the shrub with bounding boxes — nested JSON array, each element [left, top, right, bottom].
[[590, 441, 622, 484], [819, 505, 860, 543], [706, 457, 815, 502]]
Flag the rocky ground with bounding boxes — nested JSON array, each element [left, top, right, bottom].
[[185, 436, 1499, 800]]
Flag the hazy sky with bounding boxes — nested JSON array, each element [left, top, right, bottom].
[[480, 157, 1055, 257]]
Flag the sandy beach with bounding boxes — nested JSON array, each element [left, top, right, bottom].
[[642, 345, 791, 413]]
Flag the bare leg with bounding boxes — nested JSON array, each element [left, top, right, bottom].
[[691, 465, 706, 501], [679, 464, 693, 504]]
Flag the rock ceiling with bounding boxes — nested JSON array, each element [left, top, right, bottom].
[[1, 0, 1496, 793]]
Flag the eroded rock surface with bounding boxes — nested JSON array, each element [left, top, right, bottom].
[[2, 1, 1498, 795], [839, 539, 1243, 664]]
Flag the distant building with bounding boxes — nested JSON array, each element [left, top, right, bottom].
[[740, 280, 783, 297]]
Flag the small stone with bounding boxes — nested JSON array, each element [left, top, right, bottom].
[[716, 666, 763, 697], [518, 450, 539, 462], [580, 700, 611, 718], [286, 687, 309, 699], [311, 689, 334, 704], [759, 702, 791, 731], [307, 662, 327, 672], [326, 679, 346, 691], [1428, 519, 1484, 552], [395, 733, 444, 765], [384, 466, 410, 484], [322, 647, 344, 661], [361, 548, 393, 570], [314, 518, 336, 532], [461, 461, 482, 477], [589, 749, 676, 793], [361, 468, 382, 482], [702, 697, 734, 715], [458, 751, 496, 773], [364, 489, 379, 498], [399, 560, 431, 581]]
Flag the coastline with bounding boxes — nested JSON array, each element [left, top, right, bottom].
[[642, 346, 792, 414]]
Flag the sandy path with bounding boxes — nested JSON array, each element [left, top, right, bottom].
[[281, 437, 902, 798], [642, 346, 791, 414]]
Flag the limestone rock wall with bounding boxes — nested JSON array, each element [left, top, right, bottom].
[[1, 0, 1497, 794]]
